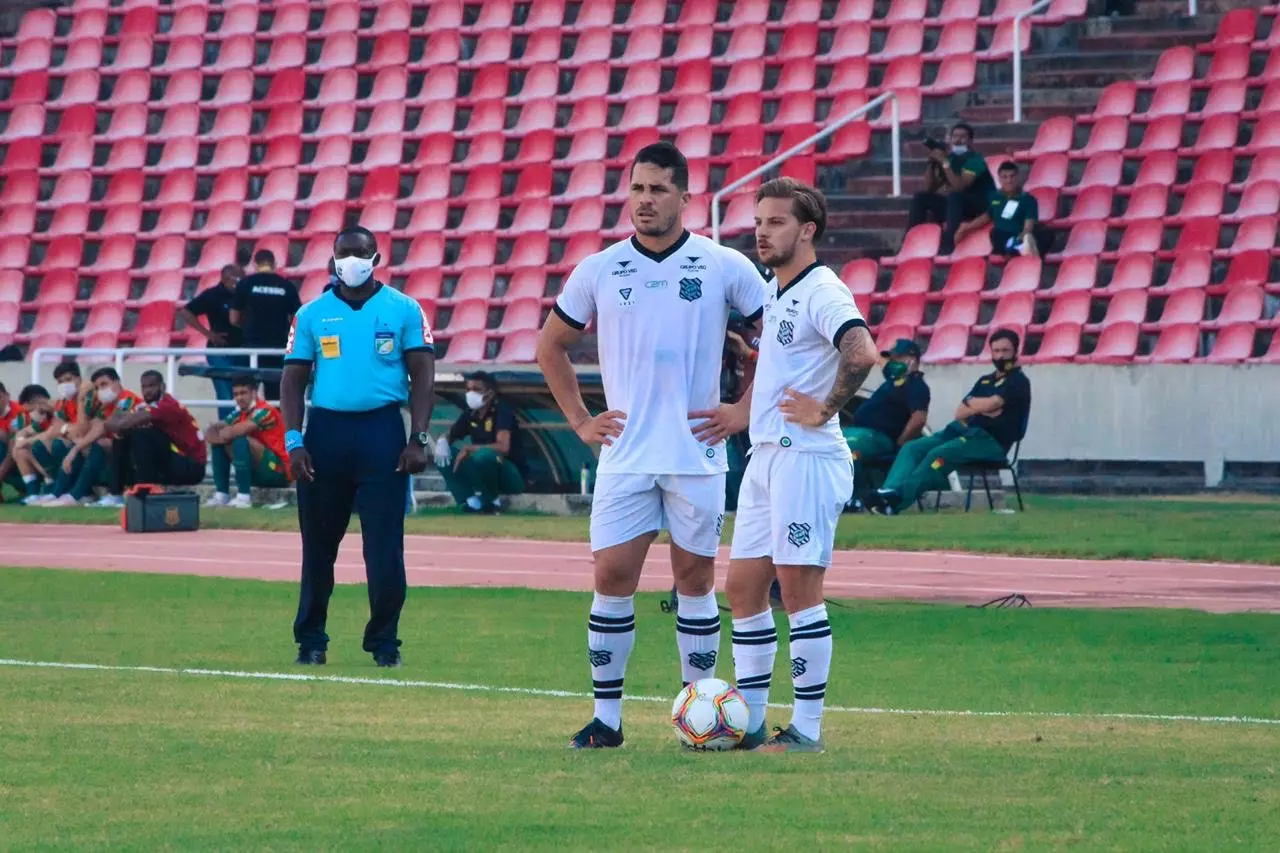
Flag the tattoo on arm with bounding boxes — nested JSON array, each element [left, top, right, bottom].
[[823, 327, 876, 417]]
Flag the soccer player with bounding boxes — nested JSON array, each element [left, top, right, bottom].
[[104, 371, 207, 497], [719, 178, 877, 752], [206, 375, 292, 508], [0, 384, 55, 500], [23, 362, 87, 503], [44, 367, 143, 507], [0, 382, 29, 498], [537, 142, 767, 749]]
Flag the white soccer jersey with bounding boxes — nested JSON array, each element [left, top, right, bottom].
[[749, 261, 866, 458], [555, 231, 766, 475]]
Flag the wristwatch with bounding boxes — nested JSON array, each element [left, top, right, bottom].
[[411, 431, 431, 447]]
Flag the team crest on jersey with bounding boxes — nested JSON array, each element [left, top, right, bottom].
[[612, 260, 638, 277], [777, 319, 795, 345], [680, 256, 707, 272], [678, 278, 703, 302]]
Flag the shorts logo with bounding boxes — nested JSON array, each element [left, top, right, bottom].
[[787, 522, 811, 547], [705, 447, 715, 458], [687, 651, 717, 671], [587, 648, 613, 667], [791, 656, 808, 678], [678, 277, 703, 302], [715, 513, 724, 535], [777, 320, 795, 345], [780, 437, 792, 448]]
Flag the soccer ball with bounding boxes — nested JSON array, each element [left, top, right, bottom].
[[671, 678, 750, 751]]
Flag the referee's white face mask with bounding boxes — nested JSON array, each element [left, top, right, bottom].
[[333, 253, 378, 288]]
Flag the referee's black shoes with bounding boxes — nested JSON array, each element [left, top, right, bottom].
[[295, 648, 327, 665], [373, 651, 402, 668]]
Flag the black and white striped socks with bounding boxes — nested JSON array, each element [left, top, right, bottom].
[[787, 603, 832, 741], [587, 592, 635, 730], [732, 609, 778, 734], [675, 591, 721, 685]]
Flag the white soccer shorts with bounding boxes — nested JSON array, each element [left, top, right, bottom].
[[730, 444, 853, 569], [589, 472, 727, 557]]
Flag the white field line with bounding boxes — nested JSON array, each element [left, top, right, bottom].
[[1, 657, 1277, 728]]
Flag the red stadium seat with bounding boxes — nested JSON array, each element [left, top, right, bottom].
[[1028, 322, 1081, 363], [1207, 286, 1264, 329], [921, 324, 969, 364], [1043, 291, 1091, 329], [1074, 153, 1124, 191], [1221, 251, 1271, 290], [931, 293, 982, 331], [1201, 324, 1256, 364], [1224, 216, 1279, 256], [1135, 82, 1190, 122], [1082, 322, 1140, 363]]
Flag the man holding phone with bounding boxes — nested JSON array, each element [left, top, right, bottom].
[[905, 124, 994, 254]]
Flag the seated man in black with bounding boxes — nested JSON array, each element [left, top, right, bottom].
[[954, 161, 1053, 259], [871, 329, 1030, 515], [433, 371, 524, 513], [906, 123, 995, 254], [844, 338, 930, 508]]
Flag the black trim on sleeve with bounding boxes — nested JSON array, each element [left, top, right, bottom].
[[553, 303, 587, 331], [403, 345, 435, 354], [282, 358, 314, 367], [743, 305, 764, 324], [832, 318, 868, 350], [629, 230, 690, 264]]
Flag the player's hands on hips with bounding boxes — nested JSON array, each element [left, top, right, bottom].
[[780, 387, 834, 427], [398, 442, 428, 475], [573, 410, 626, 446], [689, 403, 749, 443], [289, 447, 316, 482]]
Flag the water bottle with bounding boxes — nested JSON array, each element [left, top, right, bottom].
[[580, 464, 590, 495]]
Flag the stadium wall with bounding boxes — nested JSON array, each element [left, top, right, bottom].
[[4, 361, 1277, 486]]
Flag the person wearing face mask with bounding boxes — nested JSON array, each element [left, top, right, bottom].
[[906, 123, 995, 255], [435, 370, 525, 514], [843, 339, 931, 508], [231, 250, 302, 404], [281, 226, 436, 669], [43, 367, 144, 507], [1, 384, 56, 502], [21, 362, 85, 503], [870, 329, 1032, 515]]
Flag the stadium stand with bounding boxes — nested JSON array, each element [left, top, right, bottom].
[[0, 0, 1275, 365]]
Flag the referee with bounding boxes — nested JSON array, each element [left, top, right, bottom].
[[281, 226, 436, 668]]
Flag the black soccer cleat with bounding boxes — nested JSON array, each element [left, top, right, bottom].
[[568, 718, 624, 750], [373, 651, 403, 668], [295, 649, 327, 665]]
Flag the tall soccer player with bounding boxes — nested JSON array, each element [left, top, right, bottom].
[[721, 178, 877, 752], [537, 142, 767, 749]]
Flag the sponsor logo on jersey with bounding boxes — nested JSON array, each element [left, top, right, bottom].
[[612, 260, 638, 277], [680, 255, 707, 272], [644, 279, 667, 289], [617, 286, 637, 309]]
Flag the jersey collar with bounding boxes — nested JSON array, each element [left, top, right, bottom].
[[629, 230, 690, 264], [330, 281, 384, 311], [775, 260, 824, 300]]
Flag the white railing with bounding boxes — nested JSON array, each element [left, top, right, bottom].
[[30, 347, 286, 410], [710, 91, 903, 244], [1012, 0, 1054, 123]]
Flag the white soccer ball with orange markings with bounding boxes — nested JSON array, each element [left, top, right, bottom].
[[671, 677, 750, 751]]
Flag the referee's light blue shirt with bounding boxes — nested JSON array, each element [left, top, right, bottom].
[[284, 283, 435, 412]]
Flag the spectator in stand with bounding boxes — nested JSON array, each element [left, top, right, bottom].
[[206, 375, 293, 509], [231, 250, 301, 404], [1, 385, 57, 500], [906, 124, 995, 254], [42, 368, 143, 507], [871, 329, 1031, 515], [433, 371, 524, 513], [954, 161, 1053, 259], [101, 371, 207, 500], [845, 339, 930, 508], [180, 264, 244, 419]]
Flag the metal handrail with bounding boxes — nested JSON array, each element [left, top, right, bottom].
[[710, 91, 902, 244], [30, 346, 287, 410], [1012, 0, 1054, 123]]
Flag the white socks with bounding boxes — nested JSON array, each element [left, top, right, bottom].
[[587, 592, 635, 730], [731, 609, 778, 734], [675, 591, 721, 685], [787, 603, 832, 741]]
